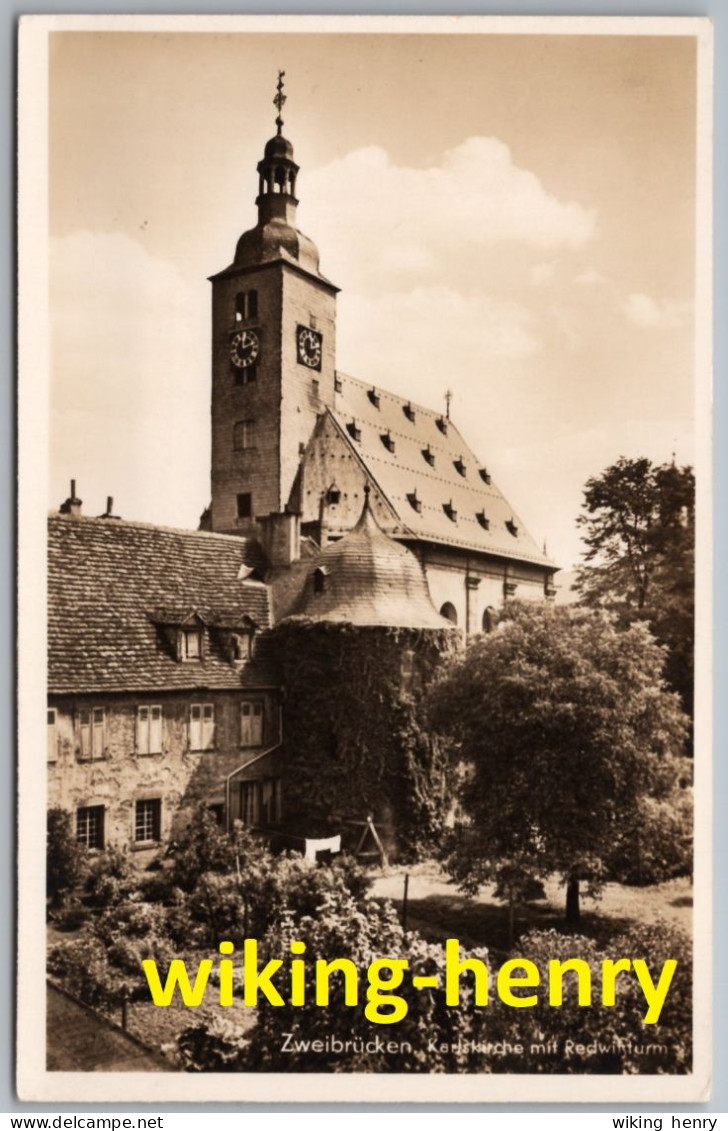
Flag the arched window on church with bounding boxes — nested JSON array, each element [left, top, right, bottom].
[[482, 607, 496, 634], [440, 602, 458, 625]]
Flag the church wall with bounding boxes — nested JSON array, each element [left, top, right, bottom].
[[211, 267, 284, 534], [47, 689, 280, 855], [279, 268, 337, 513], [420, 548, 551, 634]]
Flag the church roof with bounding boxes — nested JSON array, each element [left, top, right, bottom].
[[329, 373, 554, 569], [289, 491, 455, 629], [48, 515, 277, 694]]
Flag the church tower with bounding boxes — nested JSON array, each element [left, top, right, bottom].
[[209, 74, 339, 537]]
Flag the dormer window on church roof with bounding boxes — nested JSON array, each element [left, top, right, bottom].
[[506, 518, 519, 537], [443, 500, 457, 522], [403, 402, 416, 423], [476, 510, 490, 530], [479, 467, 492, 485], [454, 457, 467, 477], [436, 415, 448, 435], [422, 445, 435, 467], [407, 490, 422, 513], [381, 431, 396, 453], [368, 387, 381, 408], [346, 420, 362, 442]]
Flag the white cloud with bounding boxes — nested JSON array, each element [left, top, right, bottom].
[[622, 292, 689, 328], [530, 262, 556, 286], [304, 139, 595, 292], [50, 231, 209, 527], [574, 268, 605, 286], [337, 285, 540, 403]]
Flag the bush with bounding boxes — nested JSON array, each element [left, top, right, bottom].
[[83, 847, 135, 910], [48, 936, 126, 1010]]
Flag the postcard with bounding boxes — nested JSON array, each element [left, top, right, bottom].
[[17, 14, 713, 1103]]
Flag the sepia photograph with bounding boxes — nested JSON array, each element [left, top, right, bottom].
[[17, 14, 712, 1103]]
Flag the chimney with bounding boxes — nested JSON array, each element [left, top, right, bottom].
[[59, 479, 82, 518], [99, 496, 120, 520]]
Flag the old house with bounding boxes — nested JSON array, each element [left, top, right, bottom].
[[47, 494, 280, 853]]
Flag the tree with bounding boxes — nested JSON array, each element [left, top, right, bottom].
[[427, 602, 689, 921], [575, 457, 694, 723], [47, 808, 89, 908]]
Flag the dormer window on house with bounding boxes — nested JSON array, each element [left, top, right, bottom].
[[182, 628, 203, 660], [443, 500, 457, 522], [476, 510, 490, 530], [436, 416, 448, 435], [346, 420, 362, 442], [407, 490, 422, 513], [422, 445, 435, 467], [479, 467, 492, 485], [454, 457, 467, 477], [506, 518, 519, 537], [403, 402, 416, 423], [368, 387, 381, 408], [381, 431, 396, 453]]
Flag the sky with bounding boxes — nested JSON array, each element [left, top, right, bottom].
[[47, 29, 699, 569]]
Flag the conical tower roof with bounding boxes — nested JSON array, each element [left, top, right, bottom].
[[291, 489, 454, 629]]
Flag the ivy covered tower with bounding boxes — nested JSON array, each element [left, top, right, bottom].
[[270, 489, 460, 858], [208, 72, 339, 539]]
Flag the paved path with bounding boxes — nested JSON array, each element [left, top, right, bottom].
[[47, 984, 170, 1072]]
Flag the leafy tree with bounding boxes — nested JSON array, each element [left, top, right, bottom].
[[575, 457, 694, 722], [47, 808, 88, 908], [427, 602, 689, 921]]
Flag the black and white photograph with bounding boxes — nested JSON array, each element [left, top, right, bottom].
[[17, 14, 712, 1103]]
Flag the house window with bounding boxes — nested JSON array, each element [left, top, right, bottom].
[[235, 290, 258, 321], [137, 705, 162, 755], [135, 798, 162, 844], [190, 703, 215, 751], [182, 629, 202, 660], [78, 707, 105, 760], [241, 700, 265, 747], [237, 493, 252, 519], [233, 420, 256, 450], [77, 805, 104, 850], [47, 708, 58, 762], [240, 778, 281, 827]]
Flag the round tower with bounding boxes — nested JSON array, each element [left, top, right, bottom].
[[271, 490, 461, 859]]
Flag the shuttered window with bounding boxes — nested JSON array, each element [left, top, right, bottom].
[[137, 705, 163, 754], [190, 703, 215, 751], [240, 700, 264, 747], [78, 708, 105, 760]]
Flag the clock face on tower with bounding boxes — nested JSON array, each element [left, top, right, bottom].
[[296, 325, 323, 371], [229, 329, 260, 369]]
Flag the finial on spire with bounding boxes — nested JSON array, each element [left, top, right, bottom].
[[273, 70, 286, 136], [445, 389, 453, 420]]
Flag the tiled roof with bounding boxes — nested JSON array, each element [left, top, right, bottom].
[[289, 492, 455, 630], [48, 515, 277, 694], [330, 373, 554, 568]]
